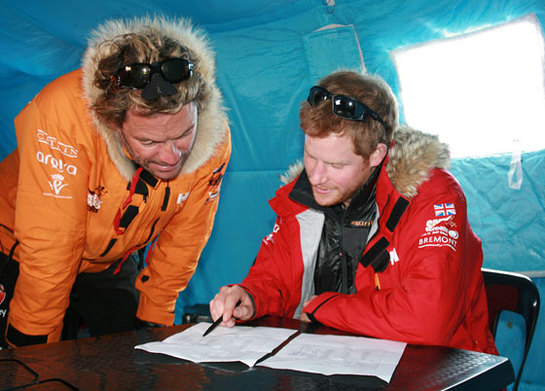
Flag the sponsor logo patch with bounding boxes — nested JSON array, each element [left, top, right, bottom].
[[351, 220, 373, 227], [43, 174, 71, 199], [36, 129, 78, 158], [177, 191, 190, 204], [36, 151, 77, 175], [263, 223, 280, 245], [87, 186, 106, 213], [1, 283, 9, 319], [389, 248, 400, 265], [418, 215, 459, 251], [206, 163, 226, 204], [0, 283, 6, 306]]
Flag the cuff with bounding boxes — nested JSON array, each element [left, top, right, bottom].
[[238, 285, 257, 319], [302, 292, 339, 323], [237, 284, 259, 319], [136, 294, 175, 326], [5, 320, 62, 347]]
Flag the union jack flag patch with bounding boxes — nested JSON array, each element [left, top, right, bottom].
[[434, 203, 456, 217]]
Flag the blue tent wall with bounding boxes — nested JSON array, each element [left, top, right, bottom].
[[1, 1, 544, 390]]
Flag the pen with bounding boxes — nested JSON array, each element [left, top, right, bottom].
[[202, 315, 222, 337], [202, 299, 242, 337], [374, 273, 381, 291]]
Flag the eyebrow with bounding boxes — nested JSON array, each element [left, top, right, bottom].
[[304, 148, 351, 166], [136, 122, 196, 143]]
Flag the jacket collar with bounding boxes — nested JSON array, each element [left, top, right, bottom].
[[386, 126, 450, 198], [274, 127, 451, 273], [288, 162, 381, 219], [360, 126, 451, 272], [279, 126, 451, 201]]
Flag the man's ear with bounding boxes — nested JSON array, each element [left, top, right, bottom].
[[369, 143, 388, 168]]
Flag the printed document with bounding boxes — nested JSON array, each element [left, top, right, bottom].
[[135, 322, 406, 382], [258, 332, 406, 382], [136, 323, 297, 367]]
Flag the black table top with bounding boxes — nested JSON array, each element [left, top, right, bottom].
[[0, 316, 514, 391]]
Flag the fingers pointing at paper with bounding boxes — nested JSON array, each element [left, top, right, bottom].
[[209, 285, 255, 327]]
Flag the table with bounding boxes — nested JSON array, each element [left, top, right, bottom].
[[0, 316, 514, 391]]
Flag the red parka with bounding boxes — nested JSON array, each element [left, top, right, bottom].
[[240, 127, 497, 354]]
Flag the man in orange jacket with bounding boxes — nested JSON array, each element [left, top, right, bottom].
[[0, 16, 231, 347]]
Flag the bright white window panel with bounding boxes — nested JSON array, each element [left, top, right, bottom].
[[392, 13, 545, 158]]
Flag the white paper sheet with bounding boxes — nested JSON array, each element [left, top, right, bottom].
[[135, 323, 406, 382], [135, 322, 297, 367], [257, 332, 406, 382]]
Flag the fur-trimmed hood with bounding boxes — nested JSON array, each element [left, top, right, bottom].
[[81, 16, 227, 180], [386, 126, 450, 198], [281, 126, 450, 199]]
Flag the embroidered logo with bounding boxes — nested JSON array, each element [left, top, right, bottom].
[[0, 283, 7, 319], [0, 283, 6, 306], [351, 220, 373, 227], [206, 163, 226, 204], [209, 163, 225, 186], [389, 248, 399, 265], [263, 222, 280, 245], [43, 174, 70, 199], [36, 129, 78, 158], [426, 216, 454, 232], [36, 151, 77, 176], [87, 186, 106, 213], [418, 215, 459, 251], [434, 203, 456, 217], [206, 191, 219, 203], [177, 192, 190, 204]]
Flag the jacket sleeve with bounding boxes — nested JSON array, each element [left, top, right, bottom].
[[239, 212, 304, 319], [7, 94, 91, 345], [303, 174, 480, 347], [135, 127, 231, 325]]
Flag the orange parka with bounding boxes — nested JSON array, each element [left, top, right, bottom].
[[0, 19, 231, 344]]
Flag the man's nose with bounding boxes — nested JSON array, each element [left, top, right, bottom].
[[159, 141, 182, 164], [307, 161, 327, 184]]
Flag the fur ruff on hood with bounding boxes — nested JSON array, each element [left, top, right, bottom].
[[81, 16, 227, 180], [386, 126, 450, 198], [280, 126, 450, 199]]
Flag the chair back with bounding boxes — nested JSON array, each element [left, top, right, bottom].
[[482, 268, 540, 391]]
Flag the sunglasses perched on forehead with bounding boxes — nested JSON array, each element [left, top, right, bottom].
[[307, 86, 387, 128], [115, 57, 194, 89]]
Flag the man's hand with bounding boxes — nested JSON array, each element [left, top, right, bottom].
[[299, 295, 317, 323], [209, 285, 255, 328]]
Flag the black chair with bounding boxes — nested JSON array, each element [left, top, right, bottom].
[[182, 303, 212, 324], [482, 268, 540, 391]]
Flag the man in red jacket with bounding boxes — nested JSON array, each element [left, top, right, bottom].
[[210, 70, 497, 354]]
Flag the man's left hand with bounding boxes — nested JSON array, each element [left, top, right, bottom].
[[299, 295, 317, 323]]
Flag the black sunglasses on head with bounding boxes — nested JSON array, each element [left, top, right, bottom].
[[115, 57, 194, 89], [307, 86, 387, 128]]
